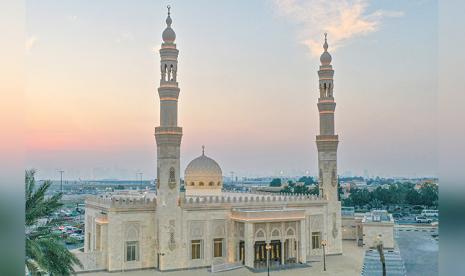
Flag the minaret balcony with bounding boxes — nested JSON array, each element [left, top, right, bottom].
[[159, 81, 179, 88], [316, 135, 338, 142], [317, 101, 336, 111], [155, 126, 182, 135]]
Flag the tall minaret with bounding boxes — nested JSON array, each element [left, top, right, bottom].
[[316, 33, 339, 202], [316, 34, 342, 255], [155, 6, 183, 270]]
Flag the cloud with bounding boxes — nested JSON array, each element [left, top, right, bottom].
[[273, 0, 403, 56], [25, 35, 38, 53], [115, 31, 134, 43], [67, 15, 78, 22]]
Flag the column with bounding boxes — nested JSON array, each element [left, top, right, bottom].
[[299, 219, 307, 263], [244, 222, 254, 268]]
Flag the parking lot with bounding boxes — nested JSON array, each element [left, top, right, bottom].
[[396, 227, 438, 276]]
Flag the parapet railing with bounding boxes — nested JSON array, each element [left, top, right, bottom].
[[181, 191, 325, 208], [85, 195, 156, 209]]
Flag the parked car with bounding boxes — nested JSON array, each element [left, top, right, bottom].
[[415, 216, 432, 223], [69, 233, 84, 241], [421, 209, 438, 217], [392, 213, 403, 219]]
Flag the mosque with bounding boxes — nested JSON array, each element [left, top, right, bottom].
[[75, 6, 343, 272]]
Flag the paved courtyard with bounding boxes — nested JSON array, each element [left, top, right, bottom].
[[84, 240, 364, 276]]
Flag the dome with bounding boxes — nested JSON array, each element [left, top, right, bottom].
[[162, 27, 176, 43], [185, 155, 222, 179], [320, 51, 332, 65], [184, 147, 223, 195]]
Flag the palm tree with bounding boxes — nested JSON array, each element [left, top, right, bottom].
[[25, 169, 82, 275]]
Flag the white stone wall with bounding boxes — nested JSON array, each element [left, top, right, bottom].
[[341, 217, 357, 240], [362, 223, 394, 249]]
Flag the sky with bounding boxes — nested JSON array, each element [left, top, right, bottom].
[[24, 0, 437, 180]]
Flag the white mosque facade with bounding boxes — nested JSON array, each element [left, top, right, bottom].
[[75, 8, 344, 272]]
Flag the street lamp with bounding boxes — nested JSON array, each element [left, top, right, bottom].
[[376, 234, 386, 276], [321, 240, 327, 271], [265, 243, 272, 276]]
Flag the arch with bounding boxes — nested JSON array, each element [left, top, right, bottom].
[[169, 64, 174, 81], [209, 181, 214, 186], [255, 229, 265, 239], [199, 182, 204, 186], [126, 225, 139, 241], [271, 229, 281, 238], [217, 181, 221, 186], [286, 227, 295, 237], [190, 182, 195, 186]]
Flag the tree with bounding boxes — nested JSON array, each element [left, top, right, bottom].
[[419, 183, 438, 207], [298, 176, 316, 185], [405, 189, 422, 206], [26, 169, 82, 275], [270, 178, 282, 187], [347, 188, 371, 207]]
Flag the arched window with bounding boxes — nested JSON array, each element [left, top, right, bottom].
[[163, 64, 168, 81], [199, 182, 204, 186], [190, 182, 195, 186], [169, 167, 175, 183], [255, 230, 265, 239], [209, 181, 214, 186], [272, 229, 280, 237], [217, 182, 221, 186]]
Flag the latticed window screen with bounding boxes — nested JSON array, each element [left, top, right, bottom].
[[191, 240, 202, 259], [312, 232, 321, 249], [169, 167, 175, 183], [213, 238, 223, 257], [126, 241, 139, 261]]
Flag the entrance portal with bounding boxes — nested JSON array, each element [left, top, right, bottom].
[[284, 238, 298, 264], [254, 241, 266, 268], [239, 241, 245, 265], [269, 240, 282, 267]]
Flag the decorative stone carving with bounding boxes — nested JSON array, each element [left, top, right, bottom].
[[168, 220, 176, 250], [310, 214, 324, 231], [190, 221, 205, 239], [331, 168, 337, 187], [212, 220, 226, 237], [332, 212, 338, 238]]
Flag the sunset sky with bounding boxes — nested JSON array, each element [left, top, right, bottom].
[[24, 0, 437, 180]]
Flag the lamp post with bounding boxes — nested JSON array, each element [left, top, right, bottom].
[[321, 240, 327, 271], [266, 243, 272, 276], [376, 235, 386, 276]]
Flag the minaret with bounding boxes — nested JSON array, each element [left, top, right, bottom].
[[316, 33, 342, 255], [155, 6, 183, 270], [316, 33, 339, 202]]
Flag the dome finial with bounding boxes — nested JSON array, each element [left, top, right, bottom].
[[202, 145, 205, 156], [162, 5, 175, 43], [165, 5, 172, 27], [323, 33, 328, 52]]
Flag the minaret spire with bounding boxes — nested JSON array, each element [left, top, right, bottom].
[[155, 5, 182, 271], [315, 33, 342, 255], [316, 33, 338, 201], [202, 145, 205, 156]]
